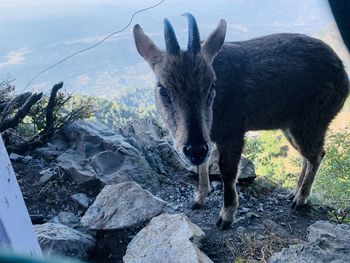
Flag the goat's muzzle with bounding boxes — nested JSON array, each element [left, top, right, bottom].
[[183, 143, 209, 166]]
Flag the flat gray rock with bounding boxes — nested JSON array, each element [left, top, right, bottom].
[[268, 220, 350, 263], [123, 213, 213, 263], [34, 223, 95, 260], [56, 121, 161, 192], [48, 212, 81, 228], [9, 152, 24, 161], [81, 181, 167, 230], [71, 193, 90, 208], [119, 117, 164, 146], [57, 149, 97, 185]]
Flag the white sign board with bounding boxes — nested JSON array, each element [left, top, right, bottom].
[[0, 136, 42, 256]]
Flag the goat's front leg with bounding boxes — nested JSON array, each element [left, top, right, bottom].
[[192, 160, 211, 209], [215, 137, 244, 230]]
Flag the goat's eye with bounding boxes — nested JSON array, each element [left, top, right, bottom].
[[158, 84, 171, 101]]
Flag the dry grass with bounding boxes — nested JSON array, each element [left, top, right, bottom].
[[225, 230, 298, 263], [243, 176, 281, 198]]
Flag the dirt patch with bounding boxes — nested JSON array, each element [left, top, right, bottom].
[[13, 152, 332, 263], [156, 174, 332, 263], [14, 154, 102, 224]]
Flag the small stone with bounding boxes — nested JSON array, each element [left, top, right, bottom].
[[49, 212, 80, 228], [211, 181, 222, 191], [39, 168, 51, 175], [170, 203, 184, 211], [9, 153, 24, 161], [235, 216, 246, 224], [34, 223, 95, 260], [81, 182, 167, 230], [246, 212, 260, 219], [24, 155, 33, 162], [39, 171, 55, 184], [241, 207, 250, 213], [71, 193, 90, 208]]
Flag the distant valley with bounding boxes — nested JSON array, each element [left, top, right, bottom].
[[1, 0, 347, 106]]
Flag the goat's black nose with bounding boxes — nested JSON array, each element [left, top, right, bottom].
[[183, 143, 209, 165]]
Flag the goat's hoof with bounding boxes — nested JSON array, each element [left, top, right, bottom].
[[215, 217, 222, 227], [215, 217, 232, 230], [291, 197, 310, 211], [220, 220, 232, 230], [191, 202, 202, 210], [291, 201, 311, 211]]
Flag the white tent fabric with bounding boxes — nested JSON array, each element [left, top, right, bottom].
[[0, 136, 42, 257]]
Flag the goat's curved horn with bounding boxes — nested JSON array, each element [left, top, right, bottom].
[[182, 13, 200, 53], [164, 18, 180, 55]]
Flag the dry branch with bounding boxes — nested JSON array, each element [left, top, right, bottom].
[[45, 81, 63, 133], [0, 92, 42, 132], [2, 81, 92, 154], [0, 92, 31, 117]]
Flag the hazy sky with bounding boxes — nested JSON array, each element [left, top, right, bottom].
[[0, 0, 336, 95]]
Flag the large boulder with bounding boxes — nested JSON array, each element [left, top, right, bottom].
[[268, 220, 350, 263], [34, 223, 95, 260], [81, 181, 167, 230], [56, 121, 161, 192], [188, 146, 256, 184], [123, 213, 213, 263], [119, 118, 187, 173]]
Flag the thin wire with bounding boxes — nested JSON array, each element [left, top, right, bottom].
[[22, 0, 166, 92]]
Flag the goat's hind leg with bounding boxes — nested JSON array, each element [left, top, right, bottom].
[[192, 161, 211, 210], [294, 148, 325, 201], [216, 135, 244, 230], [287, 127, 326, 210], [292, 151, 324, 209], [283, 128, 308, 197]]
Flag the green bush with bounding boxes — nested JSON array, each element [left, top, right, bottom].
[[313, 131, 350, 208], [17, 91, 93, 138], [245, 130, 350, 209], [244, 130, 296, 188], [75, 86, 157, 129]]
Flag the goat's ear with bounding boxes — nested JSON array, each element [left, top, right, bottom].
[[202, 19, 227, 62], [133, 24, 163, 68]]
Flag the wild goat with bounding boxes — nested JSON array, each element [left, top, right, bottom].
[[133, 13, 349, 229]]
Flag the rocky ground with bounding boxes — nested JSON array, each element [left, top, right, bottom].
[[11, 118, 349, 263]]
